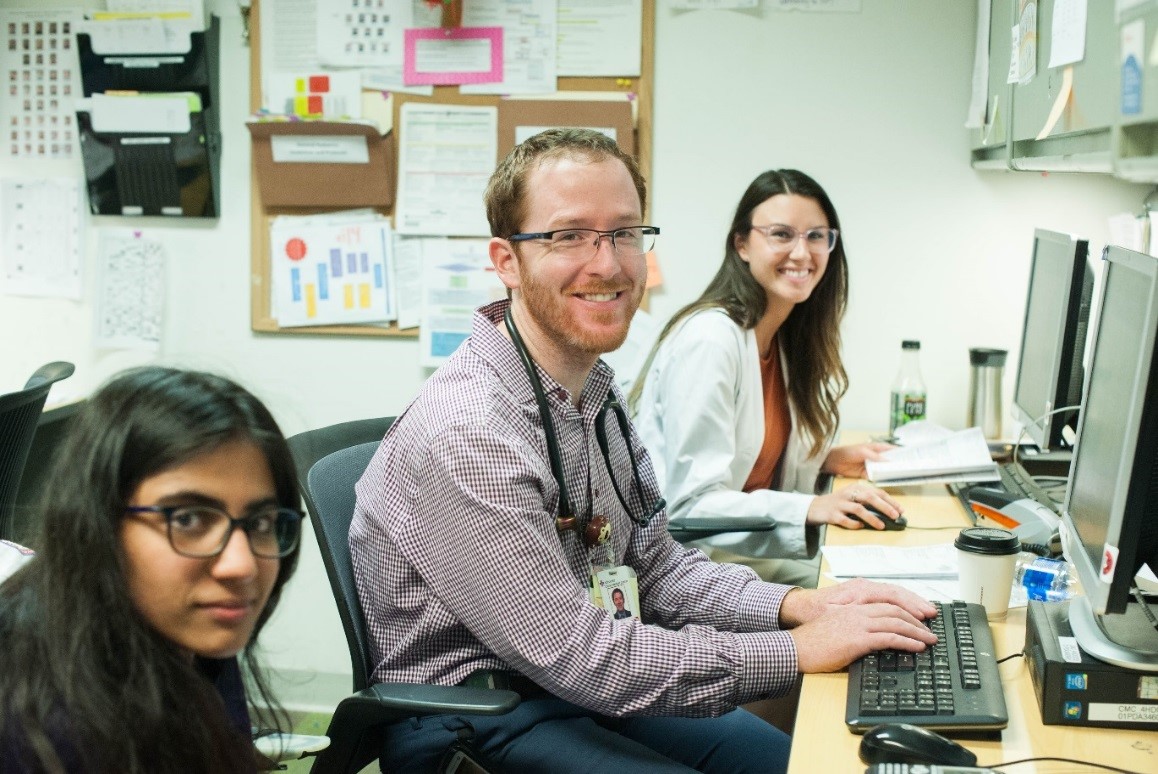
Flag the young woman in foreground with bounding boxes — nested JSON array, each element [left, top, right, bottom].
[[0, 367, 302, 773]]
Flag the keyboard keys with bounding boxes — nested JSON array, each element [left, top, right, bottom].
[[847, 600, 1008, 731]]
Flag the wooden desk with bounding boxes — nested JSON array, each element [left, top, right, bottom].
[[786, 482, 1157, 773]]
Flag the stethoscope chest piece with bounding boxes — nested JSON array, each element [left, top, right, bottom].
[[584, 514, 611, 548]]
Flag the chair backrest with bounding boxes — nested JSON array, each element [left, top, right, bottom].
[[305, 442, 381, 693], [286, 417, 394, 692], [0, 362, 74, 539]]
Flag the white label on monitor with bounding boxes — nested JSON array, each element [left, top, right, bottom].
[[1100, 544, 1119, 583], [1088, 703, 1158, 723], [270, 136, 368, 164], [1140, 676, 1158, 700]]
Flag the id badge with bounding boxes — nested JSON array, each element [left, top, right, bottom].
[[595, 565, 640, 621]]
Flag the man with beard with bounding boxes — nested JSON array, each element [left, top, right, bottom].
[[350, 128, 937, 773]]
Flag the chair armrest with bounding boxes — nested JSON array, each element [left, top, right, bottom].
[[668, 514, 778, 543], [309, 683, 519, 774]]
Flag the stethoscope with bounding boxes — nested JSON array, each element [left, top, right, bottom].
[[504, 306, 665, 546]]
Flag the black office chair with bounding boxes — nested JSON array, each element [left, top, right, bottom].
[[0, 362, 74, 540], [286, 421, 518, 774]]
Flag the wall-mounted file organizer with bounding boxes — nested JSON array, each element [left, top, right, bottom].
[[247, 120, 395, 208], [75, 15, 220, 218]]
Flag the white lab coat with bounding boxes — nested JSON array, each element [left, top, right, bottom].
[[634, 308, 829, 559], [0, 539, 33, 584]]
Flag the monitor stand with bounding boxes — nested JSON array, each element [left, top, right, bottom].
[[1007, 446, 1072, 479], [1067, 595, 1158, 672]]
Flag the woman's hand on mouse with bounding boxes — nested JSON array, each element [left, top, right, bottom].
[[806, 483, 903, 529]]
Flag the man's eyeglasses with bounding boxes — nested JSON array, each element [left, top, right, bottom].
[[749, 225, 838, 255], [508, 227, 659, 260], [125, 505, 302, 559]]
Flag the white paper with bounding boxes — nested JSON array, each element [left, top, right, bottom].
[[395, 103, 496, 236], [669, 0, 757, 8], [557, 0, 641, 77], [0, 8, 83, 159], [965, 0, 991, 129], [89, 93, 193, 134], [392, 234, 423, 329], [1107, 211, 1146, 252], [82, 16, 195, 54], [269, 215, 395, 327], [867, 427, 999, 483], [316, 0, 410, 68], [772, 0, 861, 11], [461, 0, 558, 95], [825, 576, 1024, 609], [893, 419, 954, 446], [1, 178, 82, 299], [418, 238, 506, 367], [1008, 24, 1021, 84], [106, 0, 205, 28], [1018, 1, 1038, 85], [822, 543, 960, 579], [1048, 0, 1087, 68], [95, 230, 165, 351], [259, 0, 322, 111]]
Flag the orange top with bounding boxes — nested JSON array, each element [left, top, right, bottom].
[[743, 339, 792, 492]]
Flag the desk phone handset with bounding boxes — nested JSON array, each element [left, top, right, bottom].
[[865, 766, 1000, 774]]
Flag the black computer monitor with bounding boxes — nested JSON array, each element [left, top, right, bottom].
[[1060, 245, 1158, 671], [1011, 229, 1093, 451]]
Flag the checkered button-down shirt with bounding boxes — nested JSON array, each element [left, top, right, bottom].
[[350, 300, 800, 717]]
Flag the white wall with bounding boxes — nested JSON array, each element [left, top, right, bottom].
[[2, 0, 1151, 711]]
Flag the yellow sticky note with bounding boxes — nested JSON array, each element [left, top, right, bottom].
[[359, 283, 371, 309], [294, 77, 306, 94], [305, 284, 317, 318]]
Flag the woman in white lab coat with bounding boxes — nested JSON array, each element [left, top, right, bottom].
[[630, 169, 901, 586]]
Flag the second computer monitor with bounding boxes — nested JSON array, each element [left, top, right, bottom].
[[1011, 229, 1093, 451]]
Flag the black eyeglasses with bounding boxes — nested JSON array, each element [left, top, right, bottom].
[[125, 505, 302, 559], [508, 227, 659, 260]]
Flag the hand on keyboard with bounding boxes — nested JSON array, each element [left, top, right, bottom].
[[782, 579, 939, 673]]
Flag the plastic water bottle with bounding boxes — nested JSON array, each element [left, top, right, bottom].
[[889, 340, 927, 435], [1014, 554, 1074, 602]]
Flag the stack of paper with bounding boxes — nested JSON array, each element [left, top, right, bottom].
[[822, 542, 1024, 608], [866, 427, 1000, 487]]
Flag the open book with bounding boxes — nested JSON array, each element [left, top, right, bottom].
[[866, 426, 1000, 486]]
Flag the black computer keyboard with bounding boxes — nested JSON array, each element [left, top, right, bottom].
[[845, 600, 1008, 732], [948, 461, 1061, 523]]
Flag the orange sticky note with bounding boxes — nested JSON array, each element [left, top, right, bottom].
[[645, 250, 663, 290]]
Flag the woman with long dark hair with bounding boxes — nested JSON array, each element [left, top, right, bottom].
[[631, 170, 901, 585], [0, 366, 302, 773]]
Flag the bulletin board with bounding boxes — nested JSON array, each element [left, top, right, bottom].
[[247, 0, 656, 338]]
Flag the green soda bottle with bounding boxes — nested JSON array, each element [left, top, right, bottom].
[[889, 340, 927, 435]]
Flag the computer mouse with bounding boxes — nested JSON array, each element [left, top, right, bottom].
[[858, 723, 977, 767], [850, 506, 907, 531]]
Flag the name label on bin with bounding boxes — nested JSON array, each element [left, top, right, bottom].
[[271, 135, 369, 164]]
